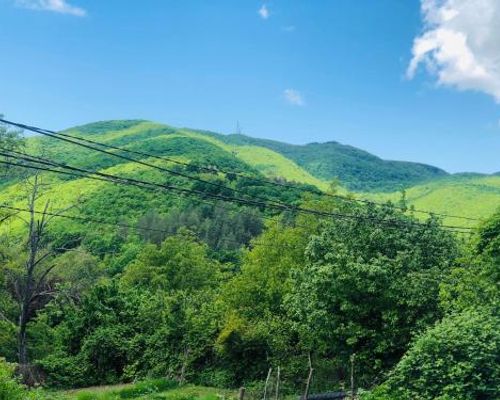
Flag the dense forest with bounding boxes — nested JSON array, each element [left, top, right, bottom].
[[198, 131, 449, 192], [0, 119, 498, 400]]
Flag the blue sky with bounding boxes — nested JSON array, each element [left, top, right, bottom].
[[0, 0, 499, 173]]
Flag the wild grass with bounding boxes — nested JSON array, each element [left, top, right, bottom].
[[363, 175, 500, 226], [60, 381, 234, 400]]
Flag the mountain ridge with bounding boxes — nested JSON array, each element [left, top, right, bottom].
[[61, 120, 497, 191], [142, 125, 447, 192], [6, 119, 495, 227]]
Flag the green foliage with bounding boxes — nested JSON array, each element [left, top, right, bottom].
[[0, 358, 26, 400], [440, 208, 499, 314], [0, 116, 25, 180], [121, 232, 219, 292], [135, 204, 263, 262], [477, 208, 500, 258], [286, 204, 459, 384], [216, 222, 314, 382], [37, 235, 223, 388], [384, 309, 500, 400], [0, 238, 18, 360]]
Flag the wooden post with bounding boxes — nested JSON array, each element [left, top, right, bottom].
[[350, 354, 355, 400], [179, 347, 190, 385], [303, 353, 313, 400], [238, 387, 245, 400], [263, 368, 272, 400], [275, 366, 281, 400]]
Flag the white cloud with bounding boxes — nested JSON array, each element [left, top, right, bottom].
[[284, 89, 305, 106], [258, 4, 269, 20], [16, 0, 86, 16], [408, 0, 500, 102], [282, 25, 296, 32]]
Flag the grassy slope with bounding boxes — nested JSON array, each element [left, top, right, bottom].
[[177, 129, 330, 190], [53, 120, 328, 190], [364, 175, 500, 227]]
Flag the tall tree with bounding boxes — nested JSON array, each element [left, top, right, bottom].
[[285, 204, 459, 386]]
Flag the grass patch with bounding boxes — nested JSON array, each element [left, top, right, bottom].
[[363, 175, 500, 227], [61, 381, 233, 400]]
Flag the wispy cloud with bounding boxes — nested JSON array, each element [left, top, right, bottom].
[[282, 25, 296, 32], [407, 0, 500, 102], [16, 0, 87, 16], [284, 89, 305, 106], [258, 4, 269, 20]]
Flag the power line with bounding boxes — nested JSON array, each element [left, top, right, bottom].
[[0, 118, 482, 222], [0, 149, 292, 229], [0, 118, 298, 212], [0, 148, 475, 232], [0, 150, 474, 233], [0, 152, 303, 232], [0, 150, 274, 209]]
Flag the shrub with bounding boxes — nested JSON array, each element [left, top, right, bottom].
[[384, 309, 500, 400], [0, 358, 26, 400]]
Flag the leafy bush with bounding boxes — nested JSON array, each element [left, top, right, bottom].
[[0, 358, 26, 400], [384, 309, 500, 400]]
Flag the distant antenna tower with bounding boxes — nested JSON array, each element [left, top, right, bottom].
[[232, 121, 241, 157]]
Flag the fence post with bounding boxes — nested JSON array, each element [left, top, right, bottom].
[[263, 368, 272, 400], [239, 387, 245, 400], [303, 352, 313, 400], [275, 366, 281, 400], [350, 354, 355, 400]]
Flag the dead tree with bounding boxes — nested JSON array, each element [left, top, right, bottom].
[[8, 174, 74, 383], [17, 176, 55, 369], [0, 120, 60, 381]]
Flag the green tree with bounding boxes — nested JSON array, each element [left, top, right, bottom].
[[286, 204, 459, 385], [216, 222, 310, 382], [440, 208, 499, 314], [121, 231, 219, 292]]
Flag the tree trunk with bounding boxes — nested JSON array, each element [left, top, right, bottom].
[[18, 306, 29, 365], [15, 174, 50, 384]]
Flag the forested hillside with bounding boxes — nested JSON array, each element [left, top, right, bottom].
[[194, 130, 449, 191], [17, 118, 496, 224], [0, 119, 498, 400]]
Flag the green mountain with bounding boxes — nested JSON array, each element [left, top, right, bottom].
[[190, 130, 449, 192], [2, 119, 499, 229]]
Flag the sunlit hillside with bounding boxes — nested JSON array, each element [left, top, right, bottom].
[[4, 120, 497, 229]]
